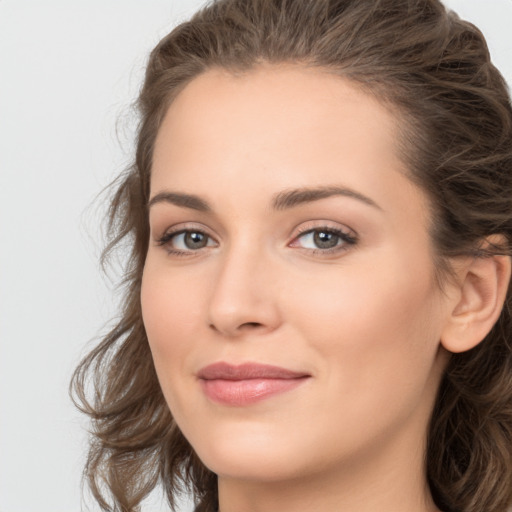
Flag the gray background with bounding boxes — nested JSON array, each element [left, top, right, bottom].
[[1, 1, 511, 511]]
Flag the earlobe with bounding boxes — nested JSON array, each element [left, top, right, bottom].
[[440, 248, 511, 354]]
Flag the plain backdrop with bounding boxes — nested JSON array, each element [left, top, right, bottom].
[[0, 1, 511, 511]]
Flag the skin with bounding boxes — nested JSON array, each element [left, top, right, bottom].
[[141, 64, 460, 512]]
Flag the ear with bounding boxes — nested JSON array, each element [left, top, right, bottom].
[[441, 242, 511, 354]]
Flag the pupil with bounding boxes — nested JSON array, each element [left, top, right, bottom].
[[185, 232, 207, 249], [313, 231, 338, 249]]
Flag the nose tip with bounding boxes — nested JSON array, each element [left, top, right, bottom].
[[208, 297, 280, 337], [206, 253, 281, 338]]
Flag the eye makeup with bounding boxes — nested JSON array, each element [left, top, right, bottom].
[[154, 220, 358, 259]]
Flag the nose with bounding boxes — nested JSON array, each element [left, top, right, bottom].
[[207, 243, 281, 337]]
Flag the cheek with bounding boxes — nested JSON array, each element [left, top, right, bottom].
[[140, 263, 204, 378], [140, 262, 215, 429], [286, 252, 443, 399], [277, 256, 445, 459]]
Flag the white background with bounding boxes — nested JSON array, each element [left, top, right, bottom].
[[0, 1, 511, 511]]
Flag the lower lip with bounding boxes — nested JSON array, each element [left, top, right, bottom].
[[200, 377, 309, 406]]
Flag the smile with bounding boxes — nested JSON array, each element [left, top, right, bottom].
[[197, 362, 311, 406]]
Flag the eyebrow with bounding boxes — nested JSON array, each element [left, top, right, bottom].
[[148, 191, 212, 212], [271, 185, 382, 211], [147, 185, 382, 212]]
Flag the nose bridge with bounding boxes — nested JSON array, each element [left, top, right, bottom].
[[207, 233, 280, 336]]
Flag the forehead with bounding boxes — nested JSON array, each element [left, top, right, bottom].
[[151, 64, 427, 223], [153, 64, 402, 178]]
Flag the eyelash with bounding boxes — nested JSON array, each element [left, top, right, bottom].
[[156, 225, 358, 257]]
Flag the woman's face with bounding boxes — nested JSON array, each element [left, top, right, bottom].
[[142, 65, 453, 484]]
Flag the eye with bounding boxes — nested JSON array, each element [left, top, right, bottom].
[[157, 229, 217, 255], [290, 226, 357, 253]]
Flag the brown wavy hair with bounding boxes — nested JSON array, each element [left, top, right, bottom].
[[71, 1, 512, 511]]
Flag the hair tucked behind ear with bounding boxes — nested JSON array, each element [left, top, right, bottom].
[[71, 1, 512, 511]]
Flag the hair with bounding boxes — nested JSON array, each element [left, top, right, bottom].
[[71, 1, 512, 511]]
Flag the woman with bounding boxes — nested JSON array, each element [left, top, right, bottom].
[[72, 0, 512, 511]]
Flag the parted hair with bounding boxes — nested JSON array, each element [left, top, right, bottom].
[[71, 1, 512, 511]]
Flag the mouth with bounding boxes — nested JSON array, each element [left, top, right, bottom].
[[197, 362, 311, 406]]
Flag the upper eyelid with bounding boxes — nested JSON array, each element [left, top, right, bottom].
[[155, 222, 216, 238], [160, 229, 216, 243], [291, 227, 357, 245], [291, 220, 356, 237], [295, 224, 350, 234]]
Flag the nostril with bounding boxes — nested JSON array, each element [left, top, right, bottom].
[[241, 322, 263, 329], [209, 321, 264, 334]]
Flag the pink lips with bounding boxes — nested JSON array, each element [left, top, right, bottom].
[[198, 362, 310, 406]]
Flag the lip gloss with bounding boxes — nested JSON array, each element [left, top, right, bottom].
[[198, 362, 310, 406], [200, 377, 308, 406]]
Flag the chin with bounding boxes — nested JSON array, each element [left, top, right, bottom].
[[184, 419, 312, 482], [201, 448, 306, 483]]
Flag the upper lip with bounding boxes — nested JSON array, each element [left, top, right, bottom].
[[198, 362, 310, 380]]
